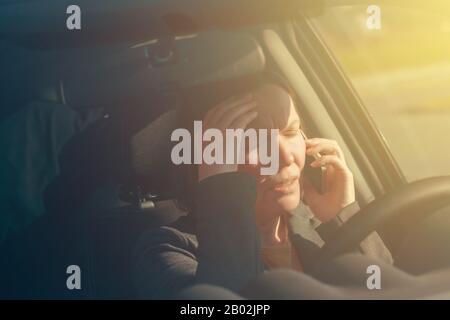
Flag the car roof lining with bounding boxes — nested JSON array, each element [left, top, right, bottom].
[[0, 0, 322, 49]]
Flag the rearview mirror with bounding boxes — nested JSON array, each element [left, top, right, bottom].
[[63, 31, 266, 109]]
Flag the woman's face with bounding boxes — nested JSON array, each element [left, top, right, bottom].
[[239, 84, 306, 224]]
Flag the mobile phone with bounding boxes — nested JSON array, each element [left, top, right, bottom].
[[303, 154, 323, 193], [300, 130, 323, 194]]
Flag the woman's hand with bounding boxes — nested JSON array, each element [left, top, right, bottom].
[[303, 138, 355, 223], [198, 94, 258, 182]]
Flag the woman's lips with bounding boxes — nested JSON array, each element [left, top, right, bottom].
[[269, 178, 298, 194]]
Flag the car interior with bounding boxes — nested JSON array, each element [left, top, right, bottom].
[[1, 0, 450, 299]]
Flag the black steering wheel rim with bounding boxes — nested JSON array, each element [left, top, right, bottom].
[[316, 176, 450, 264]]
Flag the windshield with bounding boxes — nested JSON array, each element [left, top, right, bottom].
[[311, 4, 450, 182]]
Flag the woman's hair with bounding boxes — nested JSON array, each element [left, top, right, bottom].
[[174, 72, 301, 213]]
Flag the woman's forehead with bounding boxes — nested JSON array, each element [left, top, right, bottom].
[[252, 84, 299, 129]]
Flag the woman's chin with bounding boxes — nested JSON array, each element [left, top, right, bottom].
[[270, 193, 300, 213]]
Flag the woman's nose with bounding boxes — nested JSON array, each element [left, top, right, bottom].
[[279, 139, 295, 167]]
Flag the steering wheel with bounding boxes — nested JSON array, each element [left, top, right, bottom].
[[316, 176, 450, 264]]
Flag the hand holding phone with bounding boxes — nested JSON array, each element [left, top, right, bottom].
[[300, 132, 355, 223]]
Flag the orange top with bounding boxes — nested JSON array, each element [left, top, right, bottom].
[[261, 240, 303, 271]]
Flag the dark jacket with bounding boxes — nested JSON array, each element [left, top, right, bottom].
[[133, 172, 392, 299]]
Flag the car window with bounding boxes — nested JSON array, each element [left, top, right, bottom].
[[311, 4, 450, 182]]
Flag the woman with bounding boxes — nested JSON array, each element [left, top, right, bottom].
[[132, 77, 398, 299]]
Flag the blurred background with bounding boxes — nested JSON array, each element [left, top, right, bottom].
[[312, 4, 450, 182]]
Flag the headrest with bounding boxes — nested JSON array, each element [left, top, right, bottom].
[[131, 110, 178, 177]]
